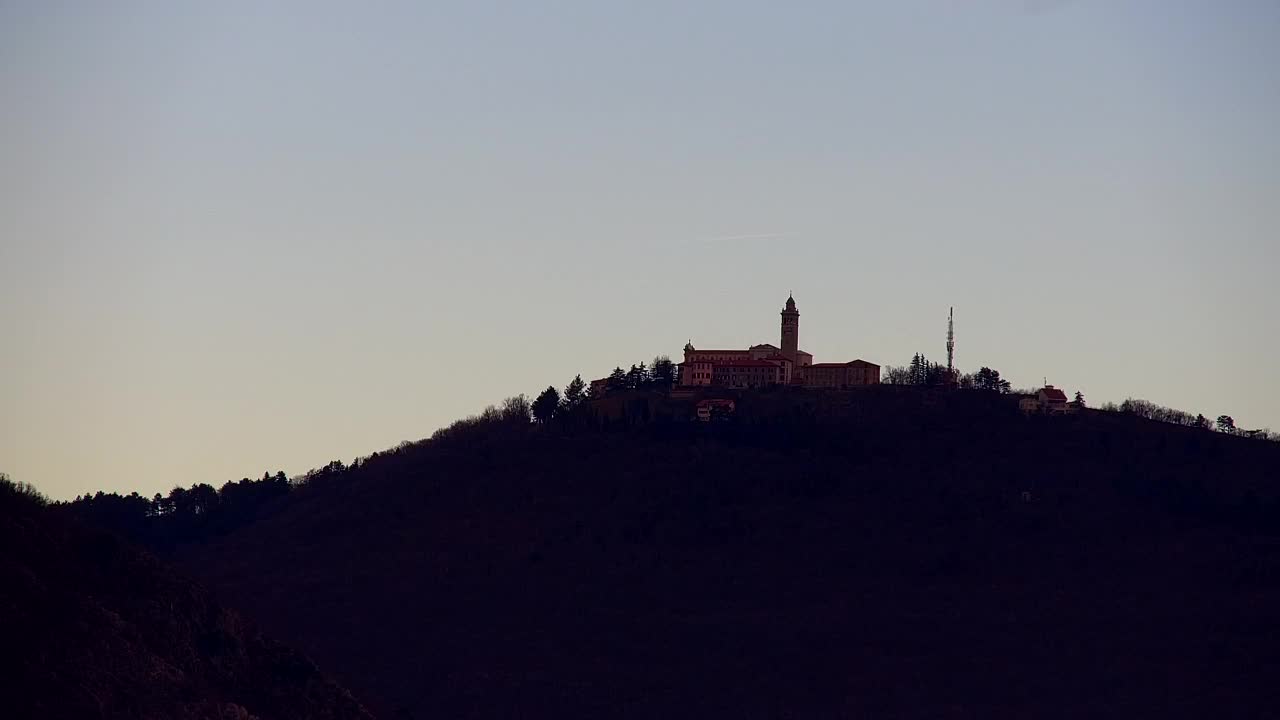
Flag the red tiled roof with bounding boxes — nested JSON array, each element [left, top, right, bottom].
[[1040, 387, 1068, 401], [806, 360, 880, 368]]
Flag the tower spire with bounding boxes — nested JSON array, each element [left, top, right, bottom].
[[780, 292, 799, 361]]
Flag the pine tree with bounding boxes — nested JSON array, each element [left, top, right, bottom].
[[625, 362, 649, 389], [532, 386, 560, 423], [606, 367, 627, 392], [562, 375, 586, 410]]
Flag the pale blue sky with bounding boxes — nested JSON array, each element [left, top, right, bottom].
[[2, 1, 1277, 500]]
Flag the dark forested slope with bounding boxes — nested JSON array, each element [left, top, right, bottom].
[[0, 479, 374, 720], [160, 390, 1280, 719]]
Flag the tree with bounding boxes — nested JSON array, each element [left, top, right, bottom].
[[561, 375, 586, 410], [882, 365, 911, 385], [1194, 413, 1210, 430], [188, 483, 219, 516], [625, 362, 649, 390], [972, 367, 1011, 393], [168, 486, 191, 516], [1074, 390, 1085, 407], [532, 386, 560, 424], [606, 367, 627, 392], [908, 354, 925, 385], [923, 361, 949, 387], [501, 395, 532, 423], [651, 356, 676, 389], [0, 473, 48, 508], [1216, 415, 1236, 434]]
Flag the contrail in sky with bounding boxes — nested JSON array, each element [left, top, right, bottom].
[[695, 232, 793, 243]]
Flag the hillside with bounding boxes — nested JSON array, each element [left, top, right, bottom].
[[139, 388, 1280, 719], [0, 479, 375, 720], [55, 388, 1280, 717]]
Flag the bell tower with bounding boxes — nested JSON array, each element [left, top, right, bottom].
[[780, 293, 799, 362]]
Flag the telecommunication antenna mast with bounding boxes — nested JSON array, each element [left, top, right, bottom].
[[946, 307, 955, 374]]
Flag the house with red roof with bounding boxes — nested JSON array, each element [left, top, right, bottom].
[[1039, 386, 1069, 414], [1021, 385, 1071, 415]]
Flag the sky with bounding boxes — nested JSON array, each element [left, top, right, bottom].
[[2, 1, 1278, 500]]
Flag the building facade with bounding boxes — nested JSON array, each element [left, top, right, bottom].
[[800, 360, 881, 389], [712, 359, 788, 388]]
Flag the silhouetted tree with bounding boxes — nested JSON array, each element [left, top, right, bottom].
[[651, 356, 677, 389], [971, 367, 1011, 393], [501, 395, 532, 423], [168, 486, 190, 516], [63, 467, 293, 548], [882, 365, 911, 385], [606, 367, 627, 393], [1074, 390, 1085, 406], [923, 361, 949, 387], [562, 375, 586, 410], [1118, 398, 1208, 428], [1194, 414, 1210, 430], [0, 473, 48, 508], [532, 386, 561, 424], [188, 483, 219, 516], [1217, 415, 1236, 434], [625, 363, 649, 390], [886, 356, 964, 387], [908, 354, 926, 385]]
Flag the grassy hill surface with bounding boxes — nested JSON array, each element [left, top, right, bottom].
[[158, 389, 1280, 718], [0, 480, 374, 720]]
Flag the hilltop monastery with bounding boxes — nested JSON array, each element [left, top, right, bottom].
[[678, 295, 880, 389]]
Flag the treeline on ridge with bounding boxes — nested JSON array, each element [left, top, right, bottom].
[[48, 348, 1277, 554]]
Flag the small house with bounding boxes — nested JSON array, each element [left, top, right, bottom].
[[1037, 385, 1069, 415]]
